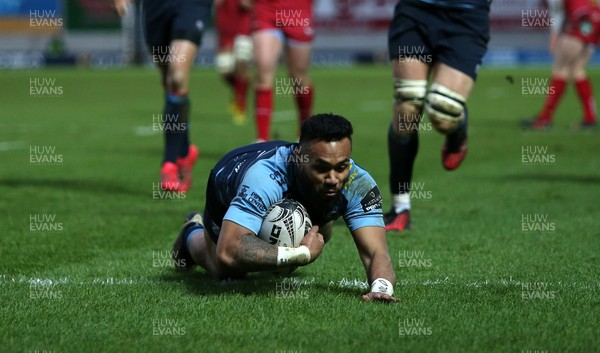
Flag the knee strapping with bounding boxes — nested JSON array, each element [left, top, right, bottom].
[[425, 83, 466, 133], [394, 79, 427, 106], [233, 35, 253, 62], [215, 52, 235, 74]]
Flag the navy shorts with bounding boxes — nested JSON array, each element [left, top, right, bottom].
[[203, 170, 227, 244], [388, 1, 490, 80], [202, 141, 288, 244], [143, 0, 213, 50]]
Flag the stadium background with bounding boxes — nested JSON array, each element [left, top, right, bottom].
[[2, 0, 600, 68]]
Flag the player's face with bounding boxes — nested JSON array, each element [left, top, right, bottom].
[[298, 138, 352, 201]]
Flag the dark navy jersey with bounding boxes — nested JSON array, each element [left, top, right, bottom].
[[208, 141, 384, 236], [404, 0, 492, 10]]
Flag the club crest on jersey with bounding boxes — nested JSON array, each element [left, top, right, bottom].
[[360, 186, 382, 212]]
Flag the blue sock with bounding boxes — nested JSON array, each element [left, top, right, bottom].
[[185, 225, 204, 250], [163, 93, 190, 163]]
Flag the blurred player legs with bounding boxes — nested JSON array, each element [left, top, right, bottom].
[[252, 0, 314, 142], [523, 0, 599, 130], [385, 0, 490, 232], [215, 0, 252, 125]]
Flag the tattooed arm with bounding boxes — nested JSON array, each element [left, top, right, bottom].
[[215, 220, 324, 276]]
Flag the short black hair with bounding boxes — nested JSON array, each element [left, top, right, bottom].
[[299, 113, 353, 145]]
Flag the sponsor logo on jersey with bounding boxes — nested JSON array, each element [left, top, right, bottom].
[[360, 186, 383, 212]]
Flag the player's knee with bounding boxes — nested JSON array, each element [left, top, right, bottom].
[[572, 68, 587, 81], [166, 67, 188, 94], [233, 35, 253, 62], [392, 79, 427, 136], [215, 52, 235, 75], [425, 83, 466, 134]]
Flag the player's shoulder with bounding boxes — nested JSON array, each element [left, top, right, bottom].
[[341, 159, 384, 228], [241, 142, 295, 185], [343, 159, 381, 203], [344, 160, 377, 189]]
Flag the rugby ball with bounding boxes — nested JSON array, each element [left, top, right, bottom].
[[258, 199, 312, 248]]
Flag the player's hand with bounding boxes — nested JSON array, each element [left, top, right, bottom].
[[239, 0, 253, 11], [361, 292, 400, 303], [300, 225, 324, 264], [113, 0, 130, 17]]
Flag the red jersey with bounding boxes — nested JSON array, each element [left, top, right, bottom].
[[253, 0, 315, 43], [215, 0, 252, 49], [563, 0, 600, 44]]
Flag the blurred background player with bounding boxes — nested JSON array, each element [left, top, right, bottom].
[[215, 0, 252, 125], [385, 0, 491, 231], [522, 0, 600, 130], [252, 0, 315, 142], [113, 0, 212, 191]]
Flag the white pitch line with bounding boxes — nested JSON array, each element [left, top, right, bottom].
[[134, 126, 159, 136], [0, 140, 26, 152], [2, 274, 598, 290]]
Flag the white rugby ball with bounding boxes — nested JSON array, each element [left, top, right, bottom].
[[258, 199, 312, 248]]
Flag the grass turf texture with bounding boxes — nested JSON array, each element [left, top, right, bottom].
[[1, 66, 598, 353]]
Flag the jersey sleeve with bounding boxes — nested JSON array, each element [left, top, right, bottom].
[[223, 162, 284, 235], [342, 163, 385, 231]]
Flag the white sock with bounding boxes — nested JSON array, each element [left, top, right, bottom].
[[392, 193, 411, 214]]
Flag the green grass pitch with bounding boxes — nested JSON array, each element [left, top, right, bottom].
[[0, 65, 598, 353]]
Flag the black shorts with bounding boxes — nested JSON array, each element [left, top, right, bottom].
[[388, 1, 490, 80], [202, 169, 227, 244], [143, 0, 213, 50], [202, 141, 288, 244]]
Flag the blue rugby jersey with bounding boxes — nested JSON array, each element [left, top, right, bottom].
[[209, 141, 384, 235]]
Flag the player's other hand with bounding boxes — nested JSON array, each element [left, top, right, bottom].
[[361, 292, 400, 303], [113, 0, 130, 17], [300, 225, 324, 264], [239, 0, 253, 11]]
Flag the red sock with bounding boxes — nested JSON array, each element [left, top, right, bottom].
[[255, 88, 272, 141], [575, 78, 597, 124], [234, 77, 249, 111], [539, 77, 567, 121], [295, 85, 313, 126]]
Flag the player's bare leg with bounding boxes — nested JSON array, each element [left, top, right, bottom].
[[569, 38, 597, 129], [229, 58, 251, 125], [188, 230, 219, 276], [385, 59, 428, 231], [430, 63, 473, 171], [171, 212, 215, 273], [285, 43, 313, 130], [158, 40, 199, 192], [524, 35, 588, 130], [217, 40, 252, 125], [253, 30, 284, 141]]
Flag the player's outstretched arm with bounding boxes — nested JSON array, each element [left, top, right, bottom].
[[216, 221, 323, 276], [352, 226, 399, 303]]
